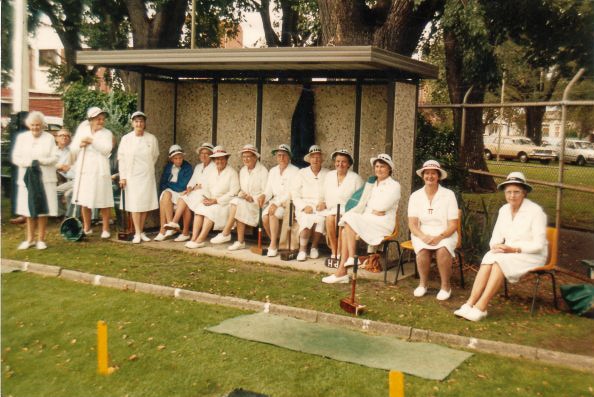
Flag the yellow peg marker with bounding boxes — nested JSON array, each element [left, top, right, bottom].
[[389, 370, 404, 397], [97, 321, 115, 375]]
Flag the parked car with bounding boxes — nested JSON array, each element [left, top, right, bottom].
[[548, 139, 594, 166], [44, 116, 63, 134], [483, 135, 557, 164]]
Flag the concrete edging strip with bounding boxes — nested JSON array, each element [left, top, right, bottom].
[[2, 258, 593, 373]]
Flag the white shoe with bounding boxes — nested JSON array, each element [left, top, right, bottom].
[[153, 233, 166, 241], [344, 257, 355, 268], [132, 235, 141, 244], [413, 285, 427, 297], [210, 233, 231, 244], [185, 241, 205, 249], [164, 229, 175, 238], [267, 248, 278, 257], [436, 289, 452, 301], [35, 241, 47, 250], [322, 274, 350, 284], [164, 222, 180, 231], [461, 307, 488, 322], [228, 241, 245, 251], [101, 230, 111, 239], [17, 241, 35, 250], [454, 303, 473, 318], [174, 234, 190, 242], [140, 233, 151, 242], [296, 251, 307, 261], [310, 248, 320, 259], [83, 229, 93, 236]]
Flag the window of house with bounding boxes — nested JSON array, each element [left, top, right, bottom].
[[38, 49, 59, 68]]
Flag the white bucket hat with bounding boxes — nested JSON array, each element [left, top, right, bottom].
[[271, 143, 292, 158], [370, 153, 394, 170], [416, 160, 448, 180], [168, 144, 184, 158], [87, 106, 108, 119], [497, 171, 532, 192], [239, 144, 260, 158], [304, 145, 323, 163], [210, 145, 231, 158], [331, 149, 354, 165], [196, 142, 214, 154], [130, 111, 146, 120]]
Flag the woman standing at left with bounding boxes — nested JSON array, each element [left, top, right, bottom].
[[118, 111, 159, 244], [70, 107, 114, 238], [11, 111, 59, 249]]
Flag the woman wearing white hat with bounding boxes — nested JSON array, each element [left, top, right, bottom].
[[408, 160, 459, 300], [70, 106, 114, 238], [118, 111, 159, 244], [454, 172, 548, 322], [210, 144, 268, 250], [185, 146, 240, 249], [258, 144, 299, 257], [162, 142, 215, 242], [11, 111, 59, 250], [321, 149, 364, 263], [291, 145, 330, 261], [323, 154, 401, 284], [154, 144, 193, 240]]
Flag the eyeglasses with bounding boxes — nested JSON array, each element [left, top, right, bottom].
[[57, 135, 71, 138]]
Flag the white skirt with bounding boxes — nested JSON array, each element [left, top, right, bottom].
[[339, 210, 394, 246], [181, 189, 205, 212], [295, 211, 325, 234], [481, 250, 545, 283], [16, 183, 58, 217], [195, 203, 229, 230], [122, 179, 158, 212], [160, 189, 183, 207], [72, 174, 113, 209], [230, 196, 259, 227], [411, 229, 458, 257], [262, 203, 285, 219]]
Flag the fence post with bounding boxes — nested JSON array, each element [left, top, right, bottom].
[[459, 86, 473, 153], [555, 68, 585, 255]]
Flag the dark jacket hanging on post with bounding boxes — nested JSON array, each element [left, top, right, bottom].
[[24, 160, 49, 217], [291, 85, 316, 168]]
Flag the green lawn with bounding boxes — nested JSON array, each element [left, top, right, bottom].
[[3, 272, 594, 397], [464, 161, 594, 231]]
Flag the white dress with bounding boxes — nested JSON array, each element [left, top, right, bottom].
[[408, 185, 459, 256], [262, 163, 299, 218], [481, 198, 548, 283], [292, 166, 329, 234], [118, 131, 159, 212], [182, 161, 216, 212], [321, 170, 363, 216], [230, 162, 268, 227], [70, 122, 114, 208], [340, 177, 401, 246], [12, 131, 59, 217], [194, 165, 240, 230]]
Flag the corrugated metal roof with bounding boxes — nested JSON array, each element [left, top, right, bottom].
[[76, 46, 438, 80]]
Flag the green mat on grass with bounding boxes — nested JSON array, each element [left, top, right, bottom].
[[206, 312, 472, 380]]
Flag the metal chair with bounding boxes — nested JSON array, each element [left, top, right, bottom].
[[504, 226, 558, 315]]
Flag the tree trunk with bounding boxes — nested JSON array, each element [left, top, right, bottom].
[[444, 29, 496, 192], [126, 0, 187, 49], [317, 1, 373, 46], [525, 106, 546, 145]]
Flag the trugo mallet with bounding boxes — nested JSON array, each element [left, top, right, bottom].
[[340, 256, 366, 315], [250, 206, 267, 255]]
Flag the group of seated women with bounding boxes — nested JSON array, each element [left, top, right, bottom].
[[12, 108, 549, 322]]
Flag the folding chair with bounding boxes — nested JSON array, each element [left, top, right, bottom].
[[504, 227, 558, 315], [381, 222, 401, 283]]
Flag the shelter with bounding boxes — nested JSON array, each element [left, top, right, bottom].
[[77, 46, 437, 235]]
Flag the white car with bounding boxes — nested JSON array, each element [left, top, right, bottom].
[[558, 139, 594, 166]]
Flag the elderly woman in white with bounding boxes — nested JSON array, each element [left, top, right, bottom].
[[455, 172, 548, 322], [70, 107, 114, 238], [291, 145, 329, 261], [408, 160, 459, 301], [118, 111, 159, 244], [210, 144, 269, 250], [11, 111, 59, 250], [257, 144, 299, 257], [185, 146, 240, 249], [323, 154, 401, 284], [163, 142, 215, 242], [322, 149, 363, 264]]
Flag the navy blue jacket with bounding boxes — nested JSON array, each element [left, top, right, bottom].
[[159, 160, 193, 194]]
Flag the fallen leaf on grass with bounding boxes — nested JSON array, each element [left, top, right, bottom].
[[157, 345, 166, 351], [127, 354, 138, 361], [70, 339, 77, 345]]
